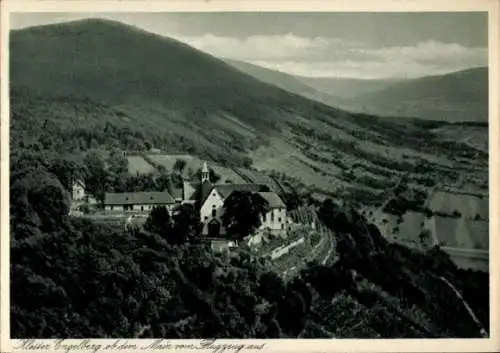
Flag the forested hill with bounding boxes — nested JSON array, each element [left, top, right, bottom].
[[11, 18, 345, 166]]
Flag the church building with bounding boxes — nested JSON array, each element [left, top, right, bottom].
[[182, 162, 287, 239]]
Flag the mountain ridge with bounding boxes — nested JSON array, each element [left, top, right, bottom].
[[10, 18, 344, 166], [348, 66, 488, 122], [227, 58, 488, 123]]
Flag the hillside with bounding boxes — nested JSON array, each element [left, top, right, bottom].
[[10, 18, 325, 166], [342, 67, 488, 122], [11, 19, 489, 255], [225, 59, 322, 100], [225, 59, 348, 108], [296, 75, 401, 99]]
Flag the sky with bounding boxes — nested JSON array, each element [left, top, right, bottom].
[[10, 12, 488, 79]]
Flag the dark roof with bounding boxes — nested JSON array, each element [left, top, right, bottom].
[[214, 184, 266, 199], [186, 181, 208, 202], [185, 182, 200, 201], [199, 183, 269, 206], [257, 192, 286, 208], [200, 180, 214, 204], [172, 188, 183, 200], [104, 191, 175, 205]]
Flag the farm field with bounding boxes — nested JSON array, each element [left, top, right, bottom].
[[146, 154, 203, 176], [396, 211, 427, 245], [370, 208, 488, 253], [443, 247, 489, 272], [250, 138, 347, 196], [148, 154, 247, 183], [370, 210, 430, 247], [429, 217, 489, 250], [427, 190, 488, 219], [432, 125, 488, 153], [126, 153, 292, 197], [128, 153, 248, 183], [234, 168, 285, 195], [127, 155, 156, 175]]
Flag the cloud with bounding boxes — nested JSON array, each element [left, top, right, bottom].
[[171, 33, 487, 78], [248, 60, 471, 79], [174, 33, 334, 61], [356, 40, 487, 67]]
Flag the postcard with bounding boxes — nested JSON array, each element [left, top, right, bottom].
[[1, 1, 498, 352]]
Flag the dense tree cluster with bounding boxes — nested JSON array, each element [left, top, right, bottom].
[[11, 180, 311, 338], [10, 89, 260, 168]]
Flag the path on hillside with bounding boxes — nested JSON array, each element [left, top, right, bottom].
[[321, 234, 335, 265], [378, 177, 405, 211], [427, 272, 488, 338]]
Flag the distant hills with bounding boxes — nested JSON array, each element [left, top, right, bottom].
[[340, 67, 488, 122], [295, 75, 402, 99], [227, 59, 488, 123]]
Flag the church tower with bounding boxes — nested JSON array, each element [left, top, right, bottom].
[[197, 161, 213, 211], [201, 161, 210, 183]]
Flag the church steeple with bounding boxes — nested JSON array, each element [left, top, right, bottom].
[[201, 161, 210, 183]]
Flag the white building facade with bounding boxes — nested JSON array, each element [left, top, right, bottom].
[[199, 185, 287, 238]]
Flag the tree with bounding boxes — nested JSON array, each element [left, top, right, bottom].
[[144, 206, 171, 238], [107, 148, 128, 175], [221, 191, 270, 240], [173, 159, 187, 174], [171, 203, 202, 244], [318, 198, 352, 234], [418, 229, 432, 245], [155, 173, 174, 194], [11, 168, 71, 232], [83, 151, 109, 202]]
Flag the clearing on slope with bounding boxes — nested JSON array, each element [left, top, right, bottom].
[[127, 155, 156, 175]]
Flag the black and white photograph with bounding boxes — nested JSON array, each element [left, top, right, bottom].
[[1, 1, 498, 348]]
